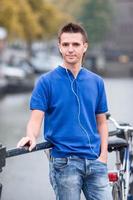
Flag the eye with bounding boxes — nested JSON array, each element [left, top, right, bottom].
[[73, 43, 80, 47], [62, 43, 69, 47]]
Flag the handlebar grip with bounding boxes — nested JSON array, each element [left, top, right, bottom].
[[109, 130, 122, 137]]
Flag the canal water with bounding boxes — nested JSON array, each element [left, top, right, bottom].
[[0, 77, 133, 200]]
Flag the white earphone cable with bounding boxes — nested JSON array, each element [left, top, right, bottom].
[[65, 68, 99, 158]]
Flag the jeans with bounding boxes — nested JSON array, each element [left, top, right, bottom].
[[49, 156, 112, 200]]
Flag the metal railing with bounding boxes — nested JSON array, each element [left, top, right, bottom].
[[0, 141, 53, 199]]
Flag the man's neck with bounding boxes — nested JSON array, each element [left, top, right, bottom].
[[62, 63, 82, 78]]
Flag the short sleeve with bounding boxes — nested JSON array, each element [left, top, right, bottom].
[[95, 79, 108, 114], [30, 77, 49, 112]]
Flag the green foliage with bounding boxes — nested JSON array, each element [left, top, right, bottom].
[[0, 0, 111, 45], [49, 0, 84, 17], [0, 0, 71, 42], [49, 0, 111, 45], [78, 0, 111, 45]]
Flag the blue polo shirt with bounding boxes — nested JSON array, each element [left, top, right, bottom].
[[30, 66, 108, 159]]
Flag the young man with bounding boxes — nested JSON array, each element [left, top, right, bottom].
[[17, 22, 112, 200]]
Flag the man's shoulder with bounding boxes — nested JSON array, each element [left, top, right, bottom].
[[83, 67, 103, 82], [34, 67, 59, 89], [39, 67, 58, 82]]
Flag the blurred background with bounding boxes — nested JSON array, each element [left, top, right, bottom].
[[0, 0, 133, 200]]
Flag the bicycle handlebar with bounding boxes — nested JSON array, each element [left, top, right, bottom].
[[106, 113, 133, 132], [108, 129, 122, 137]]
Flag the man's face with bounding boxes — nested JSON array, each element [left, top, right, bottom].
[[59, 32, 88, 66]]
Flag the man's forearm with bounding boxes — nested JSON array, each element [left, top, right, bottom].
[[96, 113, 109, 162], [98, 122, 108, 158], [26, 121, 41, 139], [26, 110, 44, 139]]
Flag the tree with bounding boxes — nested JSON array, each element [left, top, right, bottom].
[[0, 0, 71, 44], [49, 0, 84, 17], [28, 0, 71, 39], [0, 0, 111, 49], [78, 0, 111, 45], [49, 0, 111, 45]]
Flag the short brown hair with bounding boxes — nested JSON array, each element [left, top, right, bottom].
[[58, 22, 88, 44]]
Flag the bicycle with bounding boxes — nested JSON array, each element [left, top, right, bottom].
[[107, 113, 133, 200]]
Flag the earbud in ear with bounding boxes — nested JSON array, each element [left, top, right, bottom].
[[83, 48, 87, 53]]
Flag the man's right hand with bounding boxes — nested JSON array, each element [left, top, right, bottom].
[[17, 136, 36, 151]]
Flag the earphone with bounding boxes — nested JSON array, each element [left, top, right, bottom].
[[65, 67, 99, 158], [83, 47, 87, 53]]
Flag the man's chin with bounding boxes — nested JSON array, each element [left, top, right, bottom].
[[66, 59, 77, 64]]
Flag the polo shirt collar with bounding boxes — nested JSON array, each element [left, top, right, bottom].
[[57, 65, 83, 79]]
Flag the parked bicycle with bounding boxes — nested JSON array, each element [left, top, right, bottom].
[[107, 113, 133, 200]]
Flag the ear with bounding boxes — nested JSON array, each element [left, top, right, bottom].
[[58, 43, 62, 53], [83, 43, 88, 53]]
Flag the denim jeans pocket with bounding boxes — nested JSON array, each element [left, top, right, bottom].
[[91, 159, 108, 174], [95, 159, 107, 166], [53, 157, 69, 169]]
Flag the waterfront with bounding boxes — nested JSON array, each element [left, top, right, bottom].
[[0, 77, 133, 200]]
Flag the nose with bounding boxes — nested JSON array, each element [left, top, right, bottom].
[[68, 44, 74, 52]]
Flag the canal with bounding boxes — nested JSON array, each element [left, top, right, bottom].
[[0, 77, 133, 200]]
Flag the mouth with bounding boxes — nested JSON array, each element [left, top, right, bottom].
[[66, 55, 76, 58]]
